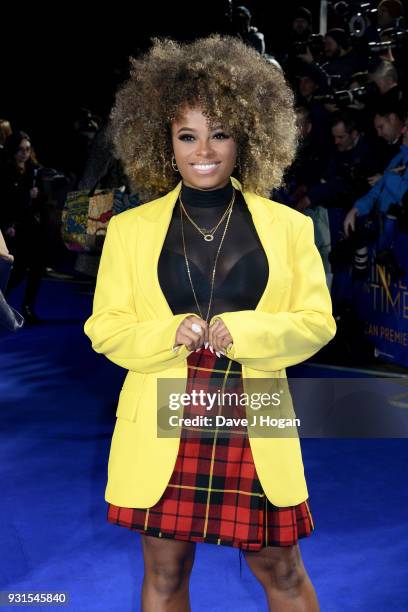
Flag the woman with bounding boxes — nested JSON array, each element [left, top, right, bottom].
[[84, 36, 336, 611], [0, 131, 46, 323]]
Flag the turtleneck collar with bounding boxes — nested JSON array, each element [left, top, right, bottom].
[[180, 180, 233, 208]]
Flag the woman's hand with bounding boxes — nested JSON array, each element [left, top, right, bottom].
[[30, 187, 39, 199], [174, 315, 207, 351], [208, 318, 233, 355]]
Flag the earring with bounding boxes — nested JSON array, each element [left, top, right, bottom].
[[171, 155, 179, 172]]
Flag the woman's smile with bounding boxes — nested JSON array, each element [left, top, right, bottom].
[[190, 161, 221, 174]]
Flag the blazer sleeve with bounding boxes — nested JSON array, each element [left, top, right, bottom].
[[83, 214, 196, 373], [213, 216, 337, 372]]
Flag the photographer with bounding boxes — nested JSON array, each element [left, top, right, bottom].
[[377, 0, 405, 30], [323, 28, 367, 88], [294, 62, 333, 153], [373, 105, 406, 168], [291, 6, 313, 43], [231, 5, 265, 55], [295, 112, 382, 213], [368, 59, 405, 110], [344, 113, 408, 238]]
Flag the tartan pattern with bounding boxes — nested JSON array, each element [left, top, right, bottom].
[[107, 347, 314, 551]]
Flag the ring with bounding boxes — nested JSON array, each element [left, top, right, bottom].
[[191, 323, 202, 334]]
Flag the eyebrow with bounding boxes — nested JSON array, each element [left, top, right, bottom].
[[176, 126, 224, 134]]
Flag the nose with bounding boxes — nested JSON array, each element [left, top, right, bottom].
[[194, 138, 215, 158]]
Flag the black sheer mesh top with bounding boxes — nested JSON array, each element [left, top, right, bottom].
[[158, 181, 269, 321]]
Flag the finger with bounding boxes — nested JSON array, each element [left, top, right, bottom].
[[211, 328, 227, 350], [180, 329, 201, 349], [212, 331, 225, 352], [208, 322, 220, 349]]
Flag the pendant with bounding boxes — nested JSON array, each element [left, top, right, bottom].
[[204, 234, 214, 242]]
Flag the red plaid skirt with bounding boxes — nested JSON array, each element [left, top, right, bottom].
[[107, 347, 314, 551]]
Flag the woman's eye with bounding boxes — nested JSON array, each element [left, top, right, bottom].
[[178, 133, 230, 142], [178, 134, 195, 142]]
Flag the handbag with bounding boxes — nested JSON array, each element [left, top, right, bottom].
[[61, 186, 114, 253], [61, 185, 141, 253]]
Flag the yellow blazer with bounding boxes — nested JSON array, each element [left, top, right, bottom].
[[84, 177, 336, 508]]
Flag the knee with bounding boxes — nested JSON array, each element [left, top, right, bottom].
[[145, 556, 193, 597], [273, 557, 306, 595], [245, 547, 307, 596]]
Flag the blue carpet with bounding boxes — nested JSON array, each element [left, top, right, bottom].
[[1, 279, 407, 611]]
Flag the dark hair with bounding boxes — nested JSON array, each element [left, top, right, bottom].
[[4, 131, 39, 165], [325, 28, 350, 51], [375, 104, 407, 121], [331, 112, 359, 133], [378, 0, 404, 19], [293, 7, 313, 25]]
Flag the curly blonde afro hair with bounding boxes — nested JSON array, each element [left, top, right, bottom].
[[109, 35, 298, 201]]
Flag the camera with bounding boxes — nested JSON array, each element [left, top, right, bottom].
[[328, 1, 377, 37], [313, 81, 378, 107], [368, 26, 408, 55], [293, 34, 325, 61]]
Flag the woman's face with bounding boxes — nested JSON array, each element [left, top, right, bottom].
[[171, 106, 238, 191], [15, 138, 32, 164]]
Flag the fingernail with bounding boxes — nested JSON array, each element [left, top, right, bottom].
[[195, 348, 201, 352], [215, 351, 221, 357], [209, 345, 214, 354], [204, 342, 209, 349]]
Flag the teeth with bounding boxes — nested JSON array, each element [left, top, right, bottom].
[[193, 163, 218, 169]]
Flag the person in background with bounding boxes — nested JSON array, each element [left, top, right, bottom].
[[232, 5, 265, 55], [0, 119, 13, 166], [323, 28, 367, 88], [0, 131, 46, 323], [291, 6, 313, 43], [373, 105, 406, 169], [295, 112, 381, 214], [344, 113, 408, 236], [368, 60, 405, 109], [377, 0, 405, 30]]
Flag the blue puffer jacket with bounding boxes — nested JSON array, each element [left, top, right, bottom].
[[354, 145, 408, 216]]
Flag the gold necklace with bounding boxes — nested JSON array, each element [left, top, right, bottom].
[[180, 195, 235, 323], [179, 189, 235, 242]]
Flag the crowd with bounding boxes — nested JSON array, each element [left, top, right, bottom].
[[1, 1, 407, 363]]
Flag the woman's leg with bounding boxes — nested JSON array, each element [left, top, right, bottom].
[[140, 534, 196, 612], [243, 543, 319, 612]]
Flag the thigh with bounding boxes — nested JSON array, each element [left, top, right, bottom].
[[141, 534, 196, 574]]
